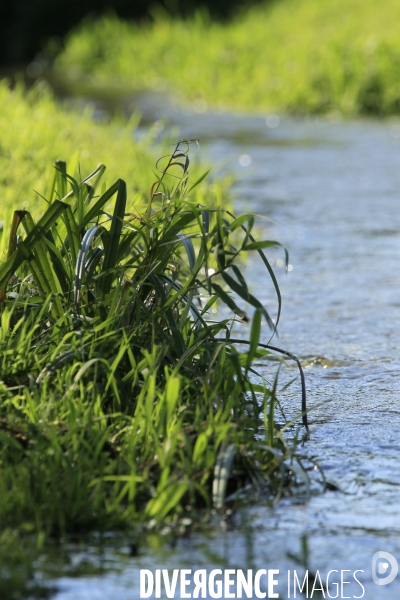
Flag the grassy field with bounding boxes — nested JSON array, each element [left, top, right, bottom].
[[56, 0, 400, 116], [0, 81, 310, 588]]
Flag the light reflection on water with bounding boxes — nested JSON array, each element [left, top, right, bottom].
[[49, 98, 400, 598]]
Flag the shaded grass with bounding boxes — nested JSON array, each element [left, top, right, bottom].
[[57, 0, 400, 115]]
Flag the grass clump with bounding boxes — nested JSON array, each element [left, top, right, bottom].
[[57, 0, 400, 116], [0, 138, 308, 540]]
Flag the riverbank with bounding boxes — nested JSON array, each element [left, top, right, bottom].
[[55, 0, 400, 116], [5, 105, 400, 599], [0, 82, 308, 596]]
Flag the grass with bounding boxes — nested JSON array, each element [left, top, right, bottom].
[[0, 81, 148, 217], [0, 77, 315, 598], [0, 144, 307, 537], [0, 82, 311, 543], [0, 81, 313, 597], [55, 0, 400, 116]]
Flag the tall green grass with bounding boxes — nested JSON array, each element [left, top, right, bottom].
[[0, 90, 310, 543], [57, 0, 400, 115], [0, 81, 314, 598]]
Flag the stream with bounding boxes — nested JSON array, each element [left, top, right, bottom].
[[45, 94, 400, 599]]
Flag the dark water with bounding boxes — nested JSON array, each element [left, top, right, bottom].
[[48, 96, 400, 599]]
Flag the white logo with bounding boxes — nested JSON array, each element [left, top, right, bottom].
[[372, 551, 398, 586]]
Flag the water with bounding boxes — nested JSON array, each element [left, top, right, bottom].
[[48, 97, 400, 598]]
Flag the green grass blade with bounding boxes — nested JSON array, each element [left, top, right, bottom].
[[61, 204, 80, 268], [99, 179, 127, 297], [0, 210, 27, 302], [227, 209, 283, 329], [0, 201, 68, 294], [83, 179, 122, 227]]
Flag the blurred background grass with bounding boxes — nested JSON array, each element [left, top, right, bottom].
[[0, 81, 228, 227], [3, 0, 400, 116], [55, 0, 400, 116], [0, 0, 264, 66], [0, 82, 150, 217]]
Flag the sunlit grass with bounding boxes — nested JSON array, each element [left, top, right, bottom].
[[57, 0, 400, 115], [0, 145, 306, 538], [0, 80, 226, 223], [0, 85, 311, 545]]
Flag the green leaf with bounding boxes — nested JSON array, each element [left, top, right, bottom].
[[185, 168, 211, 194], [0, 431, 24, 452], [21, 213, 65, 318], [43, 231, 70, 294], [0, 201, 68, 296], [211, 282, 246, 319], [0, 210, 27, 302], [249, 308, 262, 364], [176, 233, 196, 270], [100, 179, 127, 297], [54, 160, 67, 199], [61, 204, 80, 268], [220, 271, 273, 328], [230, 214, 254, 232], [226, 209, 283, 328], [83, 178, 122, 227], [81, 163, 106, 188], [215, 209, 226, 270], [145, 482, 188, 519], [243, 240, 284, 252]]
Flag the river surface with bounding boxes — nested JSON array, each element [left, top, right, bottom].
[[47, 96, 400, 599]]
